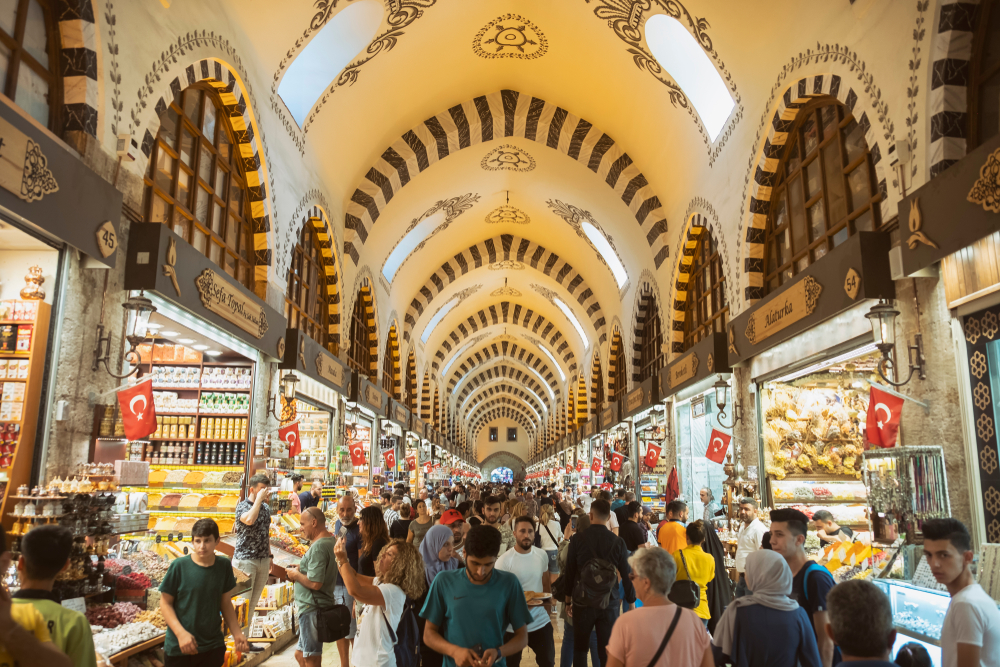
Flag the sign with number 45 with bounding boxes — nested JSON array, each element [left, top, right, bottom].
[[96, 221, 117, 258]]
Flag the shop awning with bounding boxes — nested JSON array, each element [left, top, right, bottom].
[[280, 328, 350, 395], [661, 331, 730, 399], [0, 97, 123, 268], [897, 132, 1000, 277], [125, 223, 288, 360], [727, 232, 894, 367]]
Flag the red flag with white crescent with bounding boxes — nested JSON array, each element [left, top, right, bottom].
[[592, 456, 602, 473], [279, 421, 301, 457], [576, 460, 584, 472], [644, 443, 662, 468], [609, 451, 624, 472], [706, 429, 732, 464], [407, 455, 416, 471], [600, 482, 612, 491], [424, 463, 432, 475], [866, 386, 904, 448], [117, 378, 157, 441], [349, 441, 367, 466], [383, 448, 396, 470], [565, 464, 573, 474]]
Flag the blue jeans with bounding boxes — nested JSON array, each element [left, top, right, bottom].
[[296, 609, 323, 657], [561, 621, 599, 667], [617, 581, 632, 613]]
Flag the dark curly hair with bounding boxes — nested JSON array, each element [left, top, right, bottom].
[[464, 524, 501, 559]]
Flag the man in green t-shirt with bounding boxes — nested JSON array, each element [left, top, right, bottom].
[[11, 525, 97, 667], [422, 525, 533, 667], [284, 506, 336, 667], [160, 518, 249, 666]]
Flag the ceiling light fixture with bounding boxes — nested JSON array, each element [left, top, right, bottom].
[[193, 344, 209, 351], [178, 338, 195, 344], [161, 330, 180, 337], [205, 350, 223, 356]]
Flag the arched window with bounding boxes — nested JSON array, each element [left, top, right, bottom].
[[682, 228, 728, 351], [0, 0, 59, 130], [638, 296, 665, 382], [348, 293, 374, 379], [764, 99, 882, 294], [144, 86, 256, 290], [970, 0, 1000, 149], [285, 224, 332, 351], [610, 330, 627, 403]]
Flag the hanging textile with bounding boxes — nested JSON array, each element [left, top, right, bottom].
[[665, 466, 680, 503]]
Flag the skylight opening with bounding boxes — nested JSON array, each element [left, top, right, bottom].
[[554, 297, 589, 349], [421, 297, 458, 344], [383, 209, 448, 282], [535, 343, 566, 382], [582, 222, 628, 287], [645, 15, 735, 142], [442, 338, 480, 376], [277, 0, 383, 127]]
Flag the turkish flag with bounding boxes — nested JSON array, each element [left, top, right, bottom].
[[117, 379, 157, 441], [424, 463, 431, 475], [383, 449, 396, 470], [644, 443, 662, 468], [279, 421, 301, 457], [565, 464, 573, 474], [576, 461, 584, 472], [600, 482, 612, 491], [407, 455, 416, 471], [706, 429, 732, 464], [348, 441, 367, 466], [592, 456, 602, 473], [866, 386, 905, 448], [610, 452, 624, 472]]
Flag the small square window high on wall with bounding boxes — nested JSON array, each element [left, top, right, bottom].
[[507, 428, 517, 442], [489, 427, 498, 442]]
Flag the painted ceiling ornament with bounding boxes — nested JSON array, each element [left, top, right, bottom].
[[491, 278, 522, 297], [485, 204, 530, 225], [382, 192, 481, 280], [481, 144, 536, 172], [488, 260, 525, 271], [473, 13, 548, 60], [530, 283, 559, 304]]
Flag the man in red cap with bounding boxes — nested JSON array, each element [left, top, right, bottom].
[[439, 509, 467, 561]]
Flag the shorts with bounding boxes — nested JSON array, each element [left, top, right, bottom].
[[546, 549, 559, 574], [164, 646, 226, 667], [297, 610, 324, 657], [334, 584, 358, 640]]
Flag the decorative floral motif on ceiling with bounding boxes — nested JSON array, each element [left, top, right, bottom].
[[473, 13, 548, 60], [481, 144, 536, 172], [489, 260, 525, 271], [530, 283, 559, 303], [491, 285, 522, 297], [582, 0, 743, 166], [546, 199, 627, 285], [486, 204, 530, 225], [381, 192, 481, 281]]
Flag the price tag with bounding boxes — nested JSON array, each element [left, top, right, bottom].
[[95, 221, 117, 259], [121, 565, 132, 575], [61, 597, 86, 614]]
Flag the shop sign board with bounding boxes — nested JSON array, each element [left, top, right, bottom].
[[350, 373, 388, 414], [583, 417, 597, 438], [897, 132, 1000, 276], [624, 377, 658, 419], [125, 223, 287, 360], [279, 328, 350, 395], [600, 402, 619, 431], [0, 98, 123, 268], [387, 400, 410, 430], [411, 416, 427, 439], [727, 232, 894, 367], [661, 332, 730, 398]]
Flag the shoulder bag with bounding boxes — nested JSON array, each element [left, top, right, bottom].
[[667, 549, 700, 609], [646, 606, 683, 667], [542, 522, 558, 547]]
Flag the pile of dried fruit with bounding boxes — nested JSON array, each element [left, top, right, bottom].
[[116, 571, 154, 592], [134, 608, 165, 629], [86, 604, 124, 629]]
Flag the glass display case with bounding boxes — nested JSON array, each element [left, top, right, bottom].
[[873, 579, 947, 666]]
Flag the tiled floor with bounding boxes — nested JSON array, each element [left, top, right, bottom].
[[263, 616, 568, 667]]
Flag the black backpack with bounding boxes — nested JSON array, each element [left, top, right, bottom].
[[572, 556, 618, 609], [382, 598, 420, 667]]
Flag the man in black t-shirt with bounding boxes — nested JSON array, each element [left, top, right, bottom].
[[618, 501, 647, 553], [770, 507, 841, 667], [812, 510, 854, 545]]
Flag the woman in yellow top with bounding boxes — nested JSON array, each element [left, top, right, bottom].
[[672, 520, 716, 624]]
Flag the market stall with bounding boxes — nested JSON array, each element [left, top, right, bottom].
[[345, 374, 388, 504], [381, 399, 410, 493], [621, 379, 664, 514]]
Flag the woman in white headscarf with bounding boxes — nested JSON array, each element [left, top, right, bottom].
[[712, 551, 822, 667]]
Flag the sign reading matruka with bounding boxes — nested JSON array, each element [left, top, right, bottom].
[[195, 268, 269, 339], [745, 276, 822, 346]]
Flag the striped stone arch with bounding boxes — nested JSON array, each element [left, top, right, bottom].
[[344, 89, 669, 267], [608, 326, 625, 399], [567, 383, 575, 430], [59, 0, 100, 137], [459, 378, 549, 417], [470, 408, 537, 440], [469, 398, 539, 431], [420, 372, 433, 421], [382, 323, 401, 400], [463, 391, 544, 431], [433, 385, 440, 428], [135, 58, 274, 284], [575, 374, 588, 424], [405, 348, 417, 411], [929, 1, 979, 177], [404, 234, 607, 344], [741, 76, 892, 304], [590, 349, 604, 415], [349, 281, 378, 380], [292, 205, 343, 350], [455, 364, 553, 413], [431, 302, 578, 374], [630, 273, 665, 383], [447, 340, 561, 393], [670, 218, 708, 355]]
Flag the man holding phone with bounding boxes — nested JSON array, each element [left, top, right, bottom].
[[422, 525, 532, 667], [233, 474, 272, 650]]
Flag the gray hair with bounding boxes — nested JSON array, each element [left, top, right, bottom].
[[628, 547, 677, 597], [625, 492, 636, 502], [700, 487, 715, 502], [827, 580, 894, 658]]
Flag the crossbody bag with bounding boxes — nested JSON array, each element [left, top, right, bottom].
[[646, 606, 683, 667]]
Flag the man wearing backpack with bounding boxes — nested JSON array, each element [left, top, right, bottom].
[[770, 507, 840, 667], [561, 499, 635, 667]]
